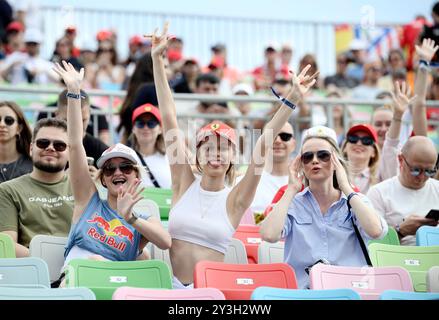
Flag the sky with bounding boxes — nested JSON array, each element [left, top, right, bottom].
[[40, 0, 436, 24]]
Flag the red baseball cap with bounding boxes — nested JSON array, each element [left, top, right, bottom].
[[132, 104, 161, 124], [129, 35, 143, 46], [196, 121, 237, 147], [96, 30, 113, 41], [6, 21, 24, 33], [347, 124, 378, 143]]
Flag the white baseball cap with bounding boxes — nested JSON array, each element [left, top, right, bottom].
[[232, 83, 254, 95], [96, 143, 140, 168], [24, 28, 43, 44], [301, 125, 338, 147]]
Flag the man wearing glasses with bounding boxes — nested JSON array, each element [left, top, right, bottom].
[[0, 118, 73, 257], [367, 136, 439, 245]]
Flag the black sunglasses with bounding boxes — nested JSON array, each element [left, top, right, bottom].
[[135, 119, 159, 129], [277, 132, 294, 142], [0, 116, 16, 126], [347, 135, 374, 146], [301, 150, 332, 165], [35, 138, 67, 152], [102, 162, 137, 177], [402, 156, 437, 178]]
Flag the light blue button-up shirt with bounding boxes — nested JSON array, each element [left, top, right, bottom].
[[281, 187, 388, 289]]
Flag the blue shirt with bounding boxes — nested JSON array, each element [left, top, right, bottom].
[[281, 187, 388, 289]]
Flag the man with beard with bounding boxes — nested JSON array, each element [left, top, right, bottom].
[[0, 118, 73, 257]]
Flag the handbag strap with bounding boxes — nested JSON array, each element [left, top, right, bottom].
[[135, 150, 161, 188], [347, 198, 372, 266]]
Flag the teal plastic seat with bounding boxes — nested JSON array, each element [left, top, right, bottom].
[[0, 233, 15, 258], [380, 290, 439, 300], [251, 287, 361, 300], [141, 188, 173, 221], [0, 287, 96, 300], [416, 226, 439, 246], [0, 257, 50, 288], [65, 259, 172, 300], [369, 227, 400, 246]]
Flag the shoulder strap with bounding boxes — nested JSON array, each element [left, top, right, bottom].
[[135, 150, 161, 188], [348, 201, 372, 266]]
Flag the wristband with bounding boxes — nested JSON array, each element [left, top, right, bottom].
[[270, 87, 297, 110], [66, 92, 86, 99], [419, 59, 429, 66]]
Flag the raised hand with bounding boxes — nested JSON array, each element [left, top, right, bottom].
[[286, 64, 319, 104], [117, 178, 145, 222], [288, 155, 303, 192], [330, 151, 351, 195], [52, 60, 84, 90], [391, 81, 417, 116], [146, 22, 174, 59], [415, 38, 439, 63]]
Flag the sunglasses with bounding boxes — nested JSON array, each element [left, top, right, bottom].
[[347, 135, 374, 146], [0, 116, 16, 126], [402, 156, 437, 178], [135, 119, 159, 129], [35, 139, 67, 152], [301, 150, 332, 165], [102, 162, 137, 177], [277, 132, 294, 142]]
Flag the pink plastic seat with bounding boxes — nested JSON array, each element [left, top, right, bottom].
[[112, 287, 225, 300], [310, 264, 413, 300]]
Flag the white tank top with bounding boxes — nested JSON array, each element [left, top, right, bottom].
[[168, 177, 236, 254]]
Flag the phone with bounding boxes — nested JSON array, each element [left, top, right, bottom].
[[86, 157, 94, 166], [425, 209, 439, 221]]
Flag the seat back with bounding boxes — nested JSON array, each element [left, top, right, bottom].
[[427, 266, 439, 293], [150, 245, 173, 272], [258, 241, 284, 264], [113, 287, 225, 300], [416, 226, 439, 246], [369, 243, 439, 292], [29, 235, 68, 282], [251, 287, 361, 300], [65, 259, 172, 300], [134, 198, 161, 220], [194, 261, 297, 300], [369, 227, 400, 246], [309, 264, 413, 300], [380, 290, 439, 300], [233, 224, 262, 263], [0, 233, 15, 258], [224, 238, 248, 264], [141, 188, 173, 221], [0, 287, 96, 300], [0, 257, 50, 288]]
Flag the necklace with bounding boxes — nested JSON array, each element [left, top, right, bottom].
[[0, 158, 19, 182]]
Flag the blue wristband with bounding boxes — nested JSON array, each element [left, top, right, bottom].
[[66, 92, 86, 100], [270, 87, 297, 110]]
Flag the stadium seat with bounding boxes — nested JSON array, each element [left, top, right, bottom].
[[233, 224, 262, 263], [380, 289, 439, 300], [134, 198, 161, 220], [0, 257, 50, 288], [258, 241, 284, 264], [251, 287, 361, 300], [141, 188, 173, 221], [0, 287, 96, 300], [112, 286, 225, 300], [194, 261, 297, 300], [369, 227, 400, 246], [309, 264, 413, 300], [427, 266, 439, 293], [0, 233, 15, 258], [416, 226, 439, 246], [369, 243, 439, 292], [29, 235, 68, 282], [65, 259, 172, 300], [150, 244, 172, 272], [224, 238, 248, 264]]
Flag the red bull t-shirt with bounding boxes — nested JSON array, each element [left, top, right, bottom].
[[64, 192, 141, 261]]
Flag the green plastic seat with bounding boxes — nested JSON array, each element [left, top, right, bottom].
[[369, 227, 400, 246], [65, 259, 173, 300], [141, 188, 173, 221], [369, 243, 439, 292], [0, 233, 15, 258]]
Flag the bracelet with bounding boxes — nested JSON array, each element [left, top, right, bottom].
[[66, 92, 86, 100], [347, 192, 358, 204], [270, 87, 297, 110], [419, 59, 429, 66]]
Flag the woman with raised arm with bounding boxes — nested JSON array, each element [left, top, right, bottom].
[[52, 62, 171, 281], [150, 23, 318, 288]]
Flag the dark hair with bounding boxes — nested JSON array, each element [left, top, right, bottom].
[[433, 1, 439, 16], [196, 73, 220, 88], [32, 118, 67, 141], [0, 101, 32, 158], [273, 78, 290, 86], [96, 47, 118, 65], [57, 89, 90, 109]]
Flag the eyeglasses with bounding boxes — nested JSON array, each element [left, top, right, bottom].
[[301, 150, 332, 165], [135, 119, 159, 129], [35, 139, 67, 152], [347, 135, 374, 146], [277, 132, 294, 142], [0, 116, 16, 126], [402, 156, 437, 178], [102, 162, 137, 177]]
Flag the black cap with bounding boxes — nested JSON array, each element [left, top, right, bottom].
[[211, 43, 226, 52]]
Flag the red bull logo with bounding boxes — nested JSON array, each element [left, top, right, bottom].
[[87, 215, 111, 231]]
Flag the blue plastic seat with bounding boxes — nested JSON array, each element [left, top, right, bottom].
[[251, 287, 361, 300]]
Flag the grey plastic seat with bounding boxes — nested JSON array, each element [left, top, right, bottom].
[[0, 287, 96, 300], [0, 257, 50, 288], [258, 241, 284, 264]]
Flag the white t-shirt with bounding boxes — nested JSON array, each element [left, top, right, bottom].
[[141, 152, 172, 189], [249, 170, 288, 213], [367, 176, 439, 245]]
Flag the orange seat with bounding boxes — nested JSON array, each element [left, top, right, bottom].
[[233, 224, 261, 263], [194, 261, 298, 300]]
